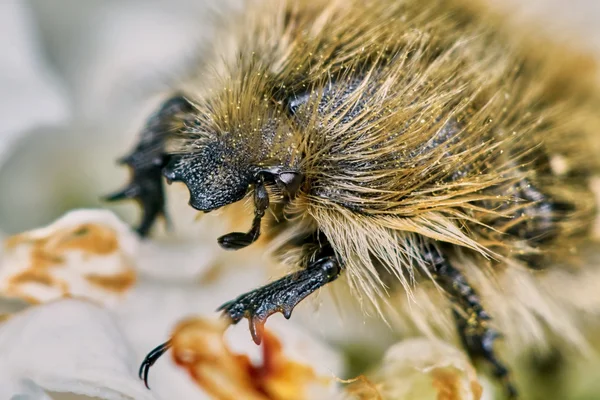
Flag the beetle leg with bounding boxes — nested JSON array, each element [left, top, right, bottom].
[[217, 238, 342, 344], [138, 340, 171, 389], [424, 244, 517, 398], [105, 95, 193, 236], [217, 177, 270, 250]]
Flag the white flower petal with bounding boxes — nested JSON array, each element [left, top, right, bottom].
[[0, 209, 139, 306], [0, 375, 54, 400], [347, 338, 482, 400], [0, 298, 155, 400], [136, 236, 221, 282]]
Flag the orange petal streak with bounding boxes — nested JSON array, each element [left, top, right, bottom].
[[170, 317, 330, 400]]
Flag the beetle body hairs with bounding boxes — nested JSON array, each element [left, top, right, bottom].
[[108, 0, 600, 396]]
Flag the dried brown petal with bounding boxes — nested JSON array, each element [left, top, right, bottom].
[[0, 210, 138, 306], [345, 338, 482, 400], [170, 317, 333, 400]]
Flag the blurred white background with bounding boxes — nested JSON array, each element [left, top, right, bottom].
[[0, 0, 239, 233]]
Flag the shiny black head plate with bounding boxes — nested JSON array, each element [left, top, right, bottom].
[[163, 142, 252, 212]]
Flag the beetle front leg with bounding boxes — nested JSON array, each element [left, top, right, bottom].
[[218, 239, 342, 344], [217, 177, 270, 250], [105, 95, 194, 236], [217, 168, 303, 251]]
